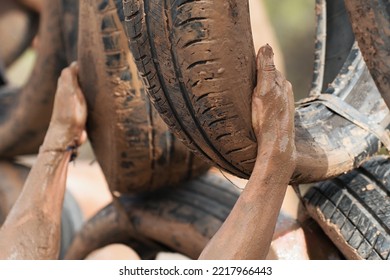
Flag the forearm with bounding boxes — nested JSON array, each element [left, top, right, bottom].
[[199, 151, 291, 260], [200, 45, 295, 260], [0, 135, 71, 259], [0, 63, 86, 259]]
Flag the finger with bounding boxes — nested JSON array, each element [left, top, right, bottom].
[[69, 61, 79, 75], [255, 44, 278, 97], [77, 130, 88, 146], [68, 62, 81, 89], [257, 44, 276, 73]]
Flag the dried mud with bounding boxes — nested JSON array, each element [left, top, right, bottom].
[[78, 0, 208, 194], [345, 0, 390, 108]]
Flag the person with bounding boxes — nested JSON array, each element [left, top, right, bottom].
[[0, 44, 295, 259], [0, 62, 87, 259], [199, 44, 295, 259]]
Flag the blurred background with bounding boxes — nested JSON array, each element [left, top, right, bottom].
[[264, 0, 315, 100]]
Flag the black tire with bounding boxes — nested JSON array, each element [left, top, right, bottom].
[[78, 0, 208, 194], [124, 0, 390, 183], [123, 0, 257, 178], [65, 172, 239, 260], [0, 0, 39, 67], [303, 155, 390, 260], [0, 160, 84, 259], [0, 0, 79, 158], [344, 0, 390, 109], [0, 60, 6, 86], [291, 0, 389, 183]]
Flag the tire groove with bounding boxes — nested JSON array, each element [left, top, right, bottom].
[[358, 166, 390, 197], [163, 0, 247, 177], [142, 0, 215, 166], [314, 186, 385, 259]]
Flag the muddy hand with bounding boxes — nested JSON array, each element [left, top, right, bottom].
[[252, 44, 296, 163], [44, 62, 87, 150]]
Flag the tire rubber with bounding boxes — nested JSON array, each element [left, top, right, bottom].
[[0, 0, 79, 158], [123, 0, 257, 178], [303, 156, 390, 260], [344, 0, 390, 109], [64, 172, 239, 260], [123, 0, 390, 184], [78, 0, 209, 194], [0, 0, 39, 67]]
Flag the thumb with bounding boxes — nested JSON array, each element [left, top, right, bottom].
[[257, 44, 275, 71], [254, 44, 279, 99]]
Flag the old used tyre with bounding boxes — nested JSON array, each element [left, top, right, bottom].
[[123, 0, 257, 178], [78, 0, 208, 194], [344, 0, 390, 109], [0, 161, 84, 259], [303, 156, 390, 260], [65, 172, 239, 260], [124, 0, 390, 183], [0, 0, 39, 67], [0, 0, 79, 158], [290, 0, 390, 183]]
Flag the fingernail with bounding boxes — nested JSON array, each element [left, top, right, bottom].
[[257, 44, 275, 72]]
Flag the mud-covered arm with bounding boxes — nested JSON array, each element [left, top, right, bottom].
[[199, 45, 296, 259], [0, 63, 86, 259]]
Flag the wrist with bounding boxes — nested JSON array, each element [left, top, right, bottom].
[[254, 145, 296, 179], [43, 124, 78, 150], [41, 127, 80, 162]]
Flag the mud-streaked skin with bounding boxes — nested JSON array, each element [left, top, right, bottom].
[[0, 63, 86, 260], [199, 45, 296, 259]]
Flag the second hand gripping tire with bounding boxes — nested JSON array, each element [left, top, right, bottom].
[[124, 0, 390, 183]]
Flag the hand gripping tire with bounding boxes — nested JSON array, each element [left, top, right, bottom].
[[303, 156, 390, 260], [344, 0, 390, 109], [123, 0, 390, 183], [78, 0, 209, 194], [64, 172, 239, 260]]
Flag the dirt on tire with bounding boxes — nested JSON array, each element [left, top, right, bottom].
[[78, 0, 209, 194], [304, 156, 390, 260]]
